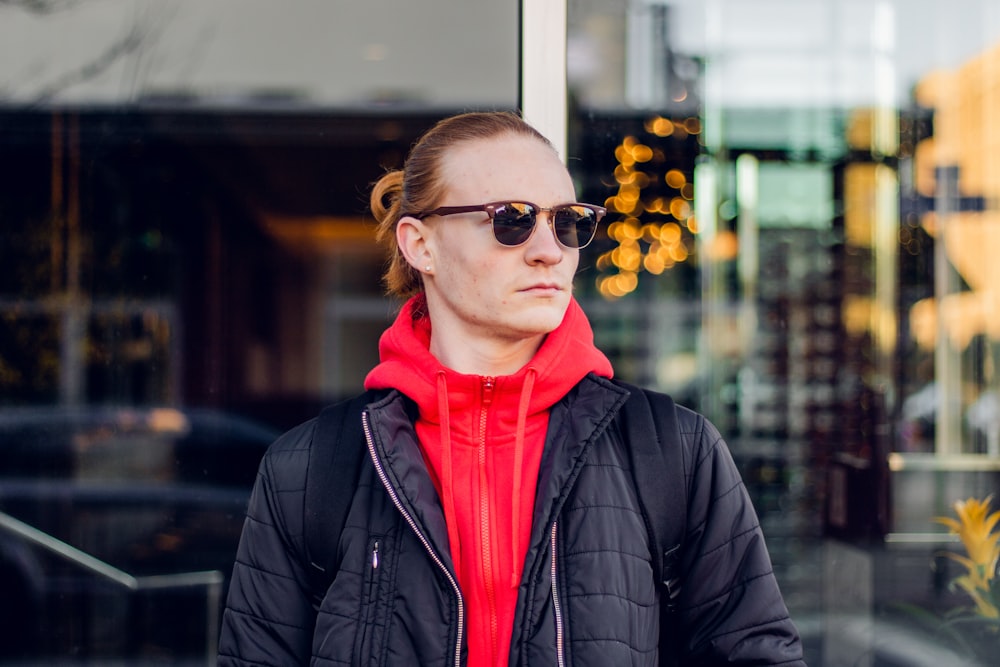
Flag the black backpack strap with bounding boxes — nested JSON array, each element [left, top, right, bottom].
[[617, 382, 687, 664], [304, 390, 380, 603]]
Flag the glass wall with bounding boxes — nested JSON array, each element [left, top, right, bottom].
[[567, 1, 1000, 664], [2, 0, 1000, 664], [0, 1, 518, 662]]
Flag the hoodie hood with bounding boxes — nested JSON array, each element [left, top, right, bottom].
[[364, 294, 613, 415]]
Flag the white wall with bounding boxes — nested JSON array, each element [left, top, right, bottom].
[[0, 0, 519, 109]]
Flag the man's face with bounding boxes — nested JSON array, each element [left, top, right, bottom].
[[419, 134, 581, 352]]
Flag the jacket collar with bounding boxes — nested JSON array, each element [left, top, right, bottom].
[[527, 375, 630, 550]]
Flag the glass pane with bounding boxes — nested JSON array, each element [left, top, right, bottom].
[[0, 1, 518, 662], [569, 0, 1000, 664]]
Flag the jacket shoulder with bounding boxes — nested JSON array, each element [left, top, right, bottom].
[[256, 418, 317, 490], [256, 388, 395, 493], [673, 402, 703, 434], [673, 403, 720, 452], [609, 378, 712, 454], [268, 418, 318, 453], [671, 402, 731, 474]]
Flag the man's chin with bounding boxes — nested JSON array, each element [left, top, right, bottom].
[[514, 303, 570, 336]]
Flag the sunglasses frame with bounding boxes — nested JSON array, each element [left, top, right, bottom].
[[409, 200, 606, 249]]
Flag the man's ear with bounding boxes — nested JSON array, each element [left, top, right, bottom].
[[396, 216, 434, 272]]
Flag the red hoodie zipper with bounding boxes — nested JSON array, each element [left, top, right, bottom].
[[478, 376, 499, 664]]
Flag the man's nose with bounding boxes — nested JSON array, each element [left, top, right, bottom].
[[524, 211, 566, 262]]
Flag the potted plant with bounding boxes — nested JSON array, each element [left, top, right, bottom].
[[930, 496, 1000, 660]]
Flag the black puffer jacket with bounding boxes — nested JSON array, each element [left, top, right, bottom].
[[219, 375, 804, 666]]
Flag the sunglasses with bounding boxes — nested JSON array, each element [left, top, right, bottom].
[[410, 200, 605, 249]]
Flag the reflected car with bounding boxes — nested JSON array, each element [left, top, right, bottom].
[[0, 405, 279, 662]]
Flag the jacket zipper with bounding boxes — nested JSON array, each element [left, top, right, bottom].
[[359, 539, 380, 658], [550, 521, 565, 667], [367, 540, 379, 609], [479, 376, 499, 660], [363, 410, 465, 667]]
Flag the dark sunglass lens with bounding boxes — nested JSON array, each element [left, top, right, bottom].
[[553, 206, 597, 248], [491, 202, 537, 246]]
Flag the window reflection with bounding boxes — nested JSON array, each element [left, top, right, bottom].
[[0, 2, 520, 663], [569, 1, 1000, 664]]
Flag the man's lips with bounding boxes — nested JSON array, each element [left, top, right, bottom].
[[519, 283, 564, 292]]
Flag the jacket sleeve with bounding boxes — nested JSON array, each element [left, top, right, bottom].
[[673, 409, 805, 666], [218, 422, 317, 666]]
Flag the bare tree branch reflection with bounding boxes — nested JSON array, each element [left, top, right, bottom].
[[0, 0, 84, 14], [1, 0, 172, 105]]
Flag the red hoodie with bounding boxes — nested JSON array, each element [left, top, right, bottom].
[[364, 295, 613, 667]]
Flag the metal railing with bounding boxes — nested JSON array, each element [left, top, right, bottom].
[[0, 510, 223, 665]]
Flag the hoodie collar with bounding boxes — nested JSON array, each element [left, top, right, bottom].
[[364, 294, 613, 420]]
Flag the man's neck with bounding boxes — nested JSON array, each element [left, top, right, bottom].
[[428, 328, 544, 376]]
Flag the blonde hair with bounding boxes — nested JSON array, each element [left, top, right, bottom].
[[370, 111, 553, 298]]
